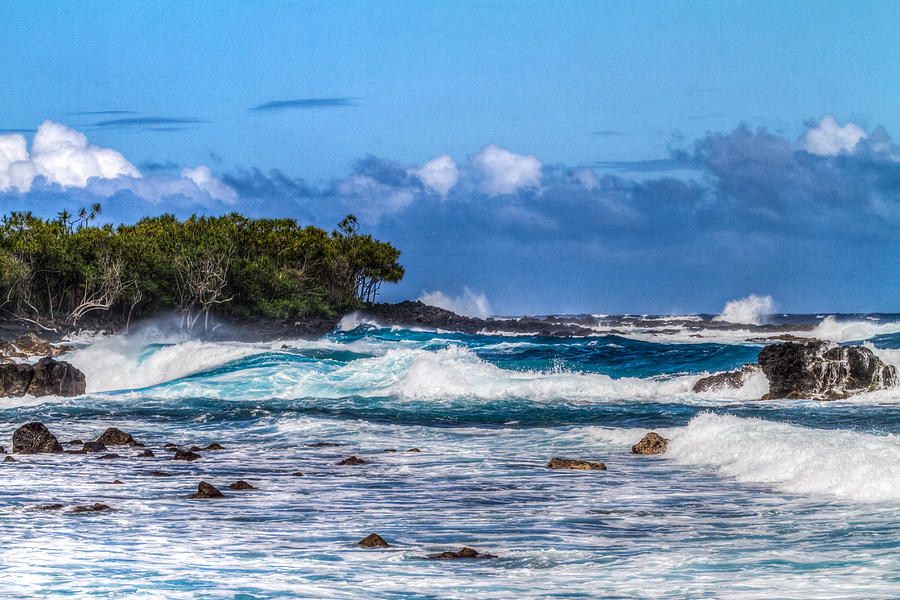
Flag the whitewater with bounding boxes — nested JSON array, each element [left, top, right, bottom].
[[4, 313, 900, 598]]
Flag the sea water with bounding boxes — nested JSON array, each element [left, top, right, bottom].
[[3, 316, 900, 598]]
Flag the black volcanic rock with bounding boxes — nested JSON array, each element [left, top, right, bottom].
[[228, 480, 256, 490], [692, 364, 760, 393], [12, 422, 63, 454], [546, 458, 606, 470], [96, 427, 140, 446], [173, 450, 201, 461], [632, 432, 668, 455], [72, 503, 111, 513], [357, 533, 391, 548], [427, 547, 497, 559], [758, 342, 897, 400], [360, 301, 597, 337], [6, 357, 85, 397], [190, 481, 224, 499], [81, 441, 108, 453]]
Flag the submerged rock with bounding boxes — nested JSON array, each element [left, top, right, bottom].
[[72, 503, 111, 513], [150, 471, 172, 477], [12, 422, 63, 454], [307, 442, 342, 447], [758, 342, 898, 400], [407, 448, 421, 452], [190, 481, 225, 499], [98, 453, 121, 459], [37, 503, 64, 510], [96, 427, 140, 447], [81, 441, 108, 453], [137, 449, 155, 457], [692, 364, 760, 393], [291, 471, 304, 477], [173, 450, 201, 461], [427, 547, 497, 559], [337, 456, 366, 465], [4, 455, 16, 462], [632, 432, 669, 455], [357, 533, 391, 548], [546, 458, 606, 470], [228, 480, 256, 490], [203, 443, 225, 451]]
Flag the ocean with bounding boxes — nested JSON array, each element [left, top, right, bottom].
[[3, 313, 900, 598]]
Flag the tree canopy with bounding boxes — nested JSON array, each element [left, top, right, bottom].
[[0, 209, 404, 330]]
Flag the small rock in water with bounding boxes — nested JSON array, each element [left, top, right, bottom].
[[383, 449, 397, 453], [106, 480, 124, 485], [203, 443, 225, 451], [427, 547, 497, 559], [357, 533, 391, 548], [337, 456, 366, 465], [632, 432, 669, 455], [291, 472, 304, 477], [228, 480, 256, 490], [546, 458, 606, 470], [137, 449, 155, 457], [37, 503, 64, 510], [407, 448, 421, 452], [4, 456, 16, 462], [81, 441, 108, 453], [164, 443, 178, 449], [190, 481, 225, 499], [98, 453, 121, 460], [12, 422, 63, 454], [150, 471, 172, 477], [96, 427, 140, 447], [72, 503, 111, 513], [173, 450, 201, 461], [0, 445, 4, 453], [307, 442, 342, 447]]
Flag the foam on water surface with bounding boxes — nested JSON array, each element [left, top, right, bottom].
[[5, 315, 900, 598]]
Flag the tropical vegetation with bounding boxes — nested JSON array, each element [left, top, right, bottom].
[[0, 206, 404, 330]]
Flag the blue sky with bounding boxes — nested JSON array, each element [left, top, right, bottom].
[[2, 1, 900, 314]]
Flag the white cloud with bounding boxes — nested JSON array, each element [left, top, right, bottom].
[[336, 174, 415, 220], [410, 154, 459, 196], [418, 287, 492, 317], [181, 165, 237, 203], [573, 167, 600, 189], [0, 120, 141, 192], [470, 143, 542, 196], [803, 115, 867, 156]]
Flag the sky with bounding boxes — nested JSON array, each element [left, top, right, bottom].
[[2, 1, 900, 315]]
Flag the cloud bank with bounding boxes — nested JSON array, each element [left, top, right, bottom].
[[3, 114, 899, 312]]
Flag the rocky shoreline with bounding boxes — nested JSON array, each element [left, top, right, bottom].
[[0, 300, 832, 344]]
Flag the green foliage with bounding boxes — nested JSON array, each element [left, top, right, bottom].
[[0, 210, 404, 328]]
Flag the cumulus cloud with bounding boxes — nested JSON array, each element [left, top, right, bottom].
[[802, 114, 867, 156], [470, 144, 542, 196], [418, 287, 492, 317], [181, 166, 237, 203], [409, 154, 459, 196], [0, 120, 140, 192]]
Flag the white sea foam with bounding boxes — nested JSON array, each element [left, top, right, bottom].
[[668, 412, 900, 502], [810, 315, 900, 342], [713, 294, 774, 325], [417, 287, 492, 317]]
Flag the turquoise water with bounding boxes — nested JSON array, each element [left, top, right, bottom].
[[3, 316, 900, 598]]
